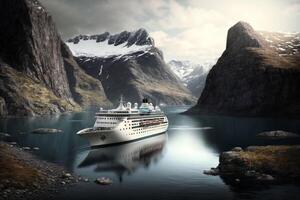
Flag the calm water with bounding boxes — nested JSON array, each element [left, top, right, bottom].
[[1, 106, 300, 200]]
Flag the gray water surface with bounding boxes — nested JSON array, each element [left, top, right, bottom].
[[1, 106, 300, 200]]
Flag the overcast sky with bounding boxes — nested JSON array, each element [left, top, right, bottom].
[[40, 0, 300, 63]]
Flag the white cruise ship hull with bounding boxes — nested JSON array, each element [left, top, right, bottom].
[[77, 97, 168, 147], [77, 123, 168, 147]]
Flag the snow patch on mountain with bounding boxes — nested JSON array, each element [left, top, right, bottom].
[[168, 60, 211, 85], [67, 39, 152, 58], [66, 28, 154, 58], [168, 60, 213, 97]]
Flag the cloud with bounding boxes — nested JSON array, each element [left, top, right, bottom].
[[40, 0, 300, 64]]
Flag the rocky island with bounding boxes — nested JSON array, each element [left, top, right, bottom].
[[204, 145, 300, 184]]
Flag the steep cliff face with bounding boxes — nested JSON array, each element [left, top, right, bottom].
[[61, 43, 111, 107], [0, 63, 80, 116], [0, 0, 110, 116], [0, 0, 70, 98], [68, 30, 196, 105], [188, 21, 300, 117]]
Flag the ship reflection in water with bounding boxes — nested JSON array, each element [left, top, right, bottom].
[[78, 133, 167, 182]]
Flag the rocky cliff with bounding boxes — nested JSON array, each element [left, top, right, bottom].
[[0, 0, 110, 116], [187, 21, 300, 117], [67, 30, 196, 105], [61, 43, 111, 107]]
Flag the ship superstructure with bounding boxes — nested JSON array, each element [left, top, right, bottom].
[[77, 97, 168, 146]]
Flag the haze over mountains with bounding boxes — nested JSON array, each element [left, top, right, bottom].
[[168, 60, 211, 98], [188, 21, 300, 117], [66, 30, 196, 105]]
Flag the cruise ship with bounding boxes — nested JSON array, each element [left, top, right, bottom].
[[77, 97, 168, 146]]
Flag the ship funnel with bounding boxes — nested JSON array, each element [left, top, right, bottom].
[[127, 102, 132, 109], [116, 95, 126, 110]]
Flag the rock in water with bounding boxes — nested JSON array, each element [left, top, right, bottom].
[[217, 145, 300, 182], [95, 177, 113, 185], [187, 21, 300, 117], [31, 128, 63, 134], [232, 147, 243, 152], [0, 132, 10, 138], [257, 130, 300, 139], [203, 168, 219, 176]]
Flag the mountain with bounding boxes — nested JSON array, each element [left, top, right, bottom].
[[67, 30, 196, 105], [187, 21, 300, 117], [168, 60, 211, 97], [0, 0, 110, 116]]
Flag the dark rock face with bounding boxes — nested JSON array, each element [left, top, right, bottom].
[[0, 63, 79, 116], [76, 47, 195, 105], [188, 21, 300, 117], [226, 21, 266, 51], [0, 0, 71, 99], [0, 0, 110, 116], [61, 43, 111, 107]]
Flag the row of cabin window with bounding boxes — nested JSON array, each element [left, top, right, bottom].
[[98, 117, 119, 120], [121, 123, 167, 131], [98, 121, 116, 124], [127, 124, 167, 135]]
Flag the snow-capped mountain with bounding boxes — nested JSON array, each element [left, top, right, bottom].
[[66, 29, 154, 58], [168, 60, 212, 97], [66, 29, 196, 105]]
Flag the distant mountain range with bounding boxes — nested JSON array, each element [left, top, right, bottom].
[[187, 21, 300, 117], [168, 60, 212, 98], [67, 30, 196, 105]]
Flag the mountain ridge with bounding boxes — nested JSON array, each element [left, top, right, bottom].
[[68, 30, 196, 105], [187, 21, 300, 117]]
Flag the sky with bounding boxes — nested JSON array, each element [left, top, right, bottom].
[[40, 0, 300, 64]]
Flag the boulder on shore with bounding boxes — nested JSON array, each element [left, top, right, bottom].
[[95, 177, 113, 185], [215, 145, 300, 182]]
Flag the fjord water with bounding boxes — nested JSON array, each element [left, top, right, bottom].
[[1, 106, 300, 200]]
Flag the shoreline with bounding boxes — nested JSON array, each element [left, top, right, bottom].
[[204, 145, 300, 185], [0, 142, 77, 200]]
